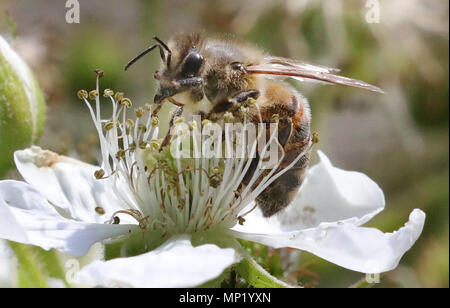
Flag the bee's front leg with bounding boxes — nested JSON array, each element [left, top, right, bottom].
[[160, 106, 183, 149], [176, 77, 203, 88]]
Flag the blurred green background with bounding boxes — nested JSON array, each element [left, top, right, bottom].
[[0, 0, 448, 287]]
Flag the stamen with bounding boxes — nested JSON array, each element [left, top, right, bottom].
[[80, 73, 314, 238], [108, 209, 149, 230]]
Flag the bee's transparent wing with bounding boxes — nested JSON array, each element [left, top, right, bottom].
[[264, 56, 341, 73], [247, 57, 384, 93]]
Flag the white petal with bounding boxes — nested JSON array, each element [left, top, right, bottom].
[[230, 209, 425, 273], [234, 151, 385, 235], [279, 151, 385, 230], [14, 146, 123, 222], [0, 180, 138, 256], [78, 236, 238, 287]]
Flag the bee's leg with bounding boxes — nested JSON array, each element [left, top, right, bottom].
[[242, 117, 292, 184], [177, 77, 203, 88], [255, 168, 306, 217], [277, 118, 293, 147], [252, 118, 310, 217], [229, 89, 260, 104], [207, 90, 261, 118], [256, 125, 311, 217], [160, 106, 183, 149]]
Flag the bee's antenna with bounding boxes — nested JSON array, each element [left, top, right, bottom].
[[124, 37, 172, 71], [153, 36, 171, 67], [124, 44, 158, 71]]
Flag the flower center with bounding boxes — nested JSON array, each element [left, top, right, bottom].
[[78, 74, 313, 237]]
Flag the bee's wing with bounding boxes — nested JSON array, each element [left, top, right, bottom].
[[247, 57, 384, 93], [264, 56, 341, 73]]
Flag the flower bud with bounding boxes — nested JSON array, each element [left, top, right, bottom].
[[0, 35, 46, 175]]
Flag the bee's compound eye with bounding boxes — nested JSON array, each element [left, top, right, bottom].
[[182, 50, 204, 77]]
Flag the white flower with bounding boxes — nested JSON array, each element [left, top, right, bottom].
[[0, 77, 425, 287]]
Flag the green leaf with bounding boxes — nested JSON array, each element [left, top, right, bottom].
[[236, 257, 292, 288], [31, 247, 70, 287], [104, 229, 168, 260], [8, 242, 49, 288], [197, 267, 232, 288]]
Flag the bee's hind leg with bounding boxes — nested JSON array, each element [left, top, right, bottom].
[[229, 89, 260, 104], [207, 89, 260, 117]]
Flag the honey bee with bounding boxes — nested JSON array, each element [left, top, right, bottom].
[[125, 33, 383, 217]]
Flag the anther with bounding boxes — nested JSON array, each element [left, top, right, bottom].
[[135, 107, 145, 118], [240, 106, 249, 116], [173, 116, 184, 125], [116, 149, 125, 160], [89, 90, 99, 100], [94, 69, 104, 78], [209, 167, 222, 188], [94, 169, 105, 179], [189, 121, 197, 131], [139, 141, 148, 149], [224, 112, 234, 122], [126, 119, 135, 128], [128, 143, 136, 152], [95, 206, 106, 215], [104, 121, 114, 131], [138, 124, 147, 132], [238, 216, 246, 226], [312, 132, 320, 144], [77, 89, 88, 100], [150, 139, 161, 150], [151, 117, 159, 127], [121, 98, 132, 108], [126, 119, 135, 134], [114, 92, 124, 102], [103, 89, 114, 97]]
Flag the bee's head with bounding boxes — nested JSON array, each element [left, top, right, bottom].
[[125, 34, 205, 105]]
